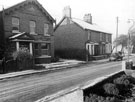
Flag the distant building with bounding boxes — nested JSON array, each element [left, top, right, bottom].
[[0, 0, 55, 64], [54, 6, 112, 60]]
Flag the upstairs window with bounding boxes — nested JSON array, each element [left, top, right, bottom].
[[30, 21, 36, 34], [100, 33, 102, 41], [88, 31, 91, 40], [44, 23, 49, 36], [106, 34, 109, 42], [12, 17, 19, 33]]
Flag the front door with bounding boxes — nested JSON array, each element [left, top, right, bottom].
[[95, 45, 99, 55], [19, 42, 30, 51]]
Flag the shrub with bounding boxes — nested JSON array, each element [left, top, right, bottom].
[[12, 48, 33, 70], [113, 75, 130, 86], [12, 48, 33, 61], [103, 83, 119, 96], [126, 61, 133, 69], [55, 49, 88, 60], [85, 93, 122, 102], [84, 96, 90, 102], [127, 75, 135, 84], [113, 75, 131, 97], [51, 56, 59, 62]]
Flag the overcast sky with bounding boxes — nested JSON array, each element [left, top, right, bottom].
[[0, 0, 135, 40]]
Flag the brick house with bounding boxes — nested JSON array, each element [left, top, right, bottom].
[[54, 6, 112, 60], [0, 0, 55, 64]]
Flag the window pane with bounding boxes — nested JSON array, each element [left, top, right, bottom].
[[44, 23, 49, 35], [30, 21, 36, 34], [12, 25, 19, 30], [30, 27, 35, 33], [106, 34, 108, 42], [100, 33, 102, 41], [30, 21, 35, 27], [34, 43, 38, 49], [41, 43, 48, 49], [44, 24, 48, 29], [12, 17, 19, 25], [12, 17, 19, 32]]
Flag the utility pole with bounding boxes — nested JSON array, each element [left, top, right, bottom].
[[116, 17, 119, 53]]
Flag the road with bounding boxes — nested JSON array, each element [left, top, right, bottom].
[[0, 61, 125, 102]]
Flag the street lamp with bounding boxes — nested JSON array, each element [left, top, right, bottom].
[[127, 19, 135, 63]]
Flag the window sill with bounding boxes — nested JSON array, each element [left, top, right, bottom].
[[30, 33, 37, 35], [44, 34, 50, 37], [12, 30, 20, 34], [41, 49, 49, 50]]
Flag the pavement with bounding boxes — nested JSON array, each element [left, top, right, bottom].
[[0, 60, 86, 80], [0, 54, 134, 80]]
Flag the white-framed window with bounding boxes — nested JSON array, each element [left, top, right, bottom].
[[12, 17, 19, 33], [30, 21, 36, 34], [100, 33, 102, 41], [106, 34, 108, 42], [44, 23, 49, 36], [41, 43, 49, 50], [88, 31, 91, 40]]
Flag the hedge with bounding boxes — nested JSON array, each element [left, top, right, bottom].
[[55, 48, 89, 61]]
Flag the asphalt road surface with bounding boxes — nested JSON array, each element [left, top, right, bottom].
[[0, 60, 126, 102]]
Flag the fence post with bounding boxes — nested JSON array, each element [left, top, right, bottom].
[[122, 61, 126, 71]]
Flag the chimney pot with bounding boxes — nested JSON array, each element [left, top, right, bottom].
[[63, 6, 71, 18], [83, 13, 92, 24]]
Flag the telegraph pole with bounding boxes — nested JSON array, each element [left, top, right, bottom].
[[116, 17, 119, 53]]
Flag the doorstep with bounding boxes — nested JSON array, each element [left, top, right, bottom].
[[35, 55, 51, 64]]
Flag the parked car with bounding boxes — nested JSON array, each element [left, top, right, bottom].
[[109, 51, 124, 61]]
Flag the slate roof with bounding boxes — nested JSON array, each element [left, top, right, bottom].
[[55, 17, 111, 34], [72, 18, 111, 34]]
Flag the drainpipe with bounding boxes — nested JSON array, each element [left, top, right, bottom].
[[86, 29, 89, 62], [2, 6, 5, 57]]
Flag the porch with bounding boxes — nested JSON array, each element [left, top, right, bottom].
[[86, 42, 111, 60], [9, 32, 52, 64]]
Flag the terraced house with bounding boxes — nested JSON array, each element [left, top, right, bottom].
[[54, 6, 112, 60], [0, 0, 55, 64]]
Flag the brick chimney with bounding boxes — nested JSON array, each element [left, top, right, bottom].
[[63, 6, 71, 18], [83, 13, 92, 24]]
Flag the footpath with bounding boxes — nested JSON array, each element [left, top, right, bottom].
[[1, 54, 134, 80]]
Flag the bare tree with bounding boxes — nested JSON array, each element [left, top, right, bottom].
[[113, 34, 128, 52]]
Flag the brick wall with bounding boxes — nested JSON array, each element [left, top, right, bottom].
[[3, 2, 54, 57], [90, 31, 100, 43], [54, 22, 87, 50], [4, 3, 53, 38]]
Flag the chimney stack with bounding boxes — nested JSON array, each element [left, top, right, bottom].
[[63, 6, 71, 18], [83, 13, 92, 24]]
